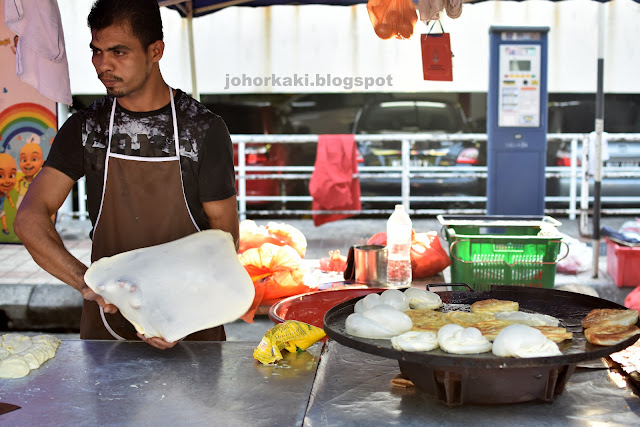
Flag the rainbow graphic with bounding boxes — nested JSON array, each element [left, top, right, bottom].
[[0, 103, 57, 153]]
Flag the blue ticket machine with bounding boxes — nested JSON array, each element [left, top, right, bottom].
[[487, 26, 549, 215]]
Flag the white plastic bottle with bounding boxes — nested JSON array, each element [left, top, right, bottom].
[[386, 205, 412, 287]]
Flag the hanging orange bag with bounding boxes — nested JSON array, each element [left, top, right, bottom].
[[366, 0, 418, 40]]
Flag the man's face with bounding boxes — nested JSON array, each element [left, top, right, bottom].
[[0, 154, 17, 194], [90, 23, 154, 99], [19, 143, 44, 178]]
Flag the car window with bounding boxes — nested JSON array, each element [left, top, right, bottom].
[[360, 102, 418, 132], [358, 101, 463, 133], [416, 104, 459, 132]]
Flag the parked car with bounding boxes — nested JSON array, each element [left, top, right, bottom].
[[546, 98, 640, 206], [208, 102, 295, 207], [279, 93, 384, 135], [352, 99, 482, 207]]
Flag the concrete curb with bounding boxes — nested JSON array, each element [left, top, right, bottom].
[[0, 284, 82, 330]]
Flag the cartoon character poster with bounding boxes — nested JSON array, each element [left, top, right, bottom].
[[1, 7, 58, 243]]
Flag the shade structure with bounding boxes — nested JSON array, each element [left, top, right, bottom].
[[160, 0, 367, 17]]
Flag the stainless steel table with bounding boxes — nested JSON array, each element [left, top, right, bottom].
[[3, 340, 640, 426], [0, 340, 322, 426], [303, 341, 640, 426]]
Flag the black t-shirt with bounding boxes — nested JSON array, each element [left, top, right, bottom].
[[45, 89, 236, 233]]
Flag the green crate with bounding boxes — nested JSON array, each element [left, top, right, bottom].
[[437, 215, 567, 291]]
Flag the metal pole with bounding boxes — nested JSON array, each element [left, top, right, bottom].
[[592, 2, 605, 278], [186, 1, 199, 102], [569, 137, 577, 220], [56, 103, 74, 217], [401, 138, 411, 210], [579, 135, 590, 237], [238, 141, 247, 221]]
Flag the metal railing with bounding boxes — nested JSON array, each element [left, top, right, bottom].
[[58, 133, 640, 221]]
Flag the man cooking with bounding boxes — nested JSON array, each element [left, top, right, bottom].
[[14, 0, 238, 350]]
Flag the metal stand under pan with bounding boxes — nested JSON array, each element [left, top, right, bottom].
[[398, 360, 576, 406], [323, 285, 640, 406]]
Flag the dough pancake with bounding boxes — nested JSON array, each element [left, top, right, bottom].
[[584, 325, 640, 346], [581, 309, 639, 329], [405, 310, 450, 332], [85, 230, 255, 343], [473, 319, 513, 341], [446, 311, 496, 328], [494, 311, 559, 327], [470, 299, 519, 314], [532, 326, 573, 343]]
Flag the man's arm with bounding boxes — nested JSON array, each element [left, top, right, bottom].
[[203, 195, 239, 251], [14, 166, 117, 313]]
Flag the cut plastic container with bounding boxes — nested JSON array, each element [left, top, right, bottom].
[[606, 237, 640, 287], [437, 215, 567, 291]]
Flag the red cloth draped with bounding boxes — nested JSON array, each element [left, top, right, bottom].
[[309, 135, 361, 226]]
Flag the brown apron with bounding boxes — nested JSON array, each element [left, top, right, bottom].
[[80, 87, 225, 342]]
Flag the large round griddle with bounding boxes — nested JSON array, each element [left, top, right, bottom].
[[323, 285, 640, 369]]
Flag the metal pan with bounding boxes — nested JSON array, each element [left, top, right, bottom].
[[323, 285, 640, 369], [323, 285, 640, 405]]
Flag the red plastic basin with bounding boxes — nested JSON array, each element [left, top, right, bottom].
[[268, 288, 386, 330]]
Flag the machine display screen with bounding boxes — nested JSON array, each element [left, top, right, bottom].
[[498, 44, 542, 127], [509, 60, 531, 72]]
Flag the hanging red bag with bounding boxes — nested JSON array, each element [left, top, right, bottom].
[[421, 21, 453, 81]]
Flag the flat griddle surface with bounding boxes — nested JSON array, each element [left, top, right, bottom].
[[324, 286, 640, 368]]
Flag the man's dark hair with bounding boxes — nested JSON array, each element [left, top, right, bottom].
[[88, 0, 163, 48]]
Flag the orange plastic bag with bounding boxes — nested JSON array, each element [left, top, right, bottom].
[[366, 0, 418, 40], [367, 230, 451, 279], [239, 243, 312, 322], [239, 220, 307, 258], [319, 250, 348, 273]]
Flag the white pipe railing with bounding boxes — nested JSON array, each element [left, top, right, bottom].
[[59, 133, 640, 221]]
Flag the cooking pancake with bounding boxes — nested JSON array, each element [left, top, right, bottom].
[[584, 324, 640, 346], [470, 299, 519, 314], [446, 311, 496, 328], [473, 319, 513, 341], [532, 326, 574, 343], [581, 308, 639, 329], [494, 311, 560, 327], [405, 309, 450, 332]]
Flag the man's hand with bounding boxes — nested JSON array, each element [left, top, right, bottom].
[[80, 285, 118, 314], [137, 333, 178, 350]]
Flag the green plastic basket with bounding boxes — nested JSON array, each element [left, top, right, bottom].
[[437, 215, 568, 291]]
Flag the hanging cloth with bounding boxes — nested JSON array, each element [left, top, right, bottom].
[[4, 0, 72, 105], [309, 134, 361, 227]]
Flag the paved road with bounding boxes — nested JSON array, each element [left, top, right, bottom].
[[0, 215, 636, 341]]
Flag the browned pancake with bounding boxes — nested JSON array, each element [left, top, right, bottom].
[[532, 326, 574, 343], [470, 299, 519, 314], [584, 324, 640, 346], [581, 309, 639, 329], [473, 319, 513, 341], [446, 311, 496, 328], [405, 309, 450, 332]]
